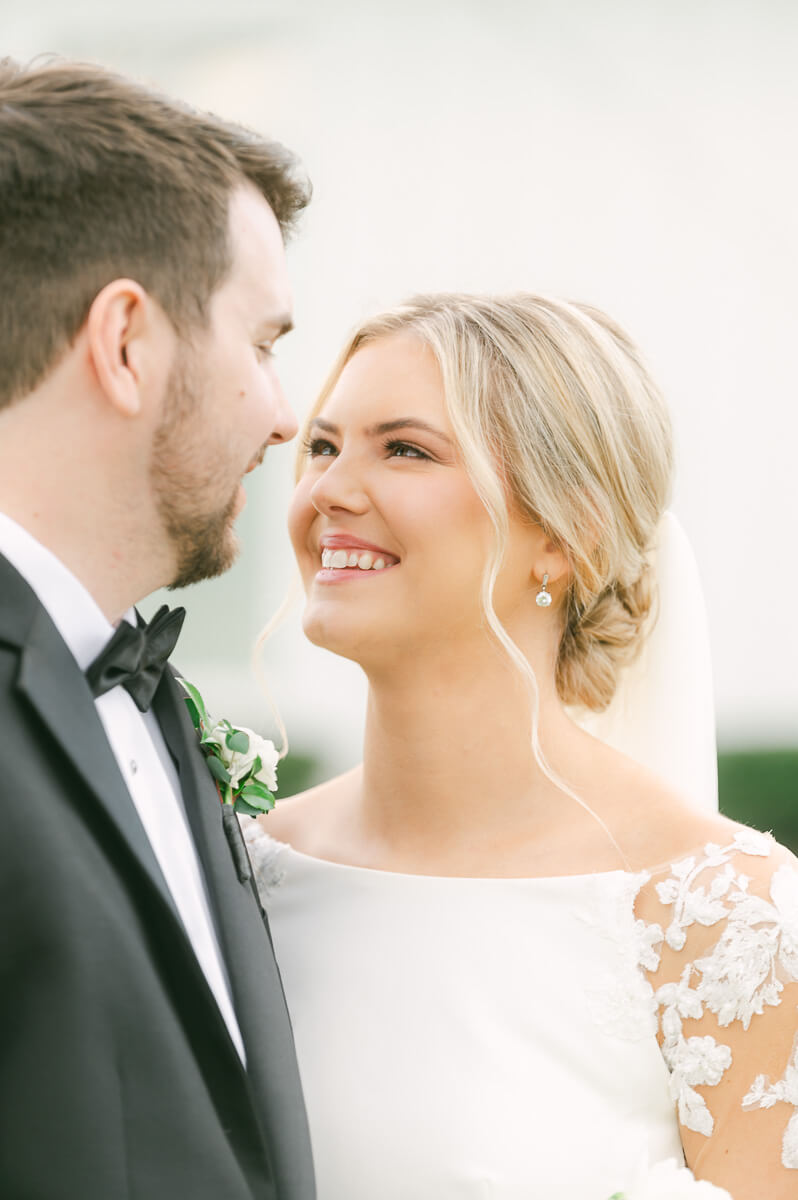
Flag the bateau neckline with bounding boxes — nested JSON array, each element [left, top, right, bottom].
[[257, 831, 643, 885]]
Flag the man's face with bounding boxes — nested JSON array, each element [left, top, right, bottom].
[[151, 184, 297, 589]]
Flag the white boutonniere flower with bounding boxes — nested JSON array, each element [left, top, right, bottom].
[[178, 678, 277, 816]]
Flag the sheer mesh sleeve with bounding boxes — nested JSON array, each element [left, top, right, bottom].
[[635, 830, 798, 1197]]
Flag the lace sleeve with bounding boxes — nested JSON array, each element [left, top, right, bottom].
[[239, 815, 288, 896], [636, 829, 798, 1197]]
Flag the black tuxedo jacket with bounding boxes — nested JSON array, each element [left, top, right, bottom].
[[0, 553, 315, 1199]]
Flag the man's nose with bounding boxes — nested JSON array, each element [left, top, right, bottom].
[[268, 383, 299, 444]]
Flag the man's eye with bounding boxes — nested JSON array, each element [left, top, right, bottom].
[[303, 435, 337, 457]]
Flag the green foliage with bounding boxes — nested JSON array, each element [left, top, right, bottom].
[[179, 679, 208, 730], [237, 779, 275, 816], [273, 751, 324, 798], [718, 747, 798, 853], [226, 729, 250, 754], [206, 755, 232, 786]]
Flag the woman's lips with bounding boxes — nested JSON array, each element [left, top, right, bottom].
[[313, 545, 399, 583], [316, 533, 400, 581], [319, 533, 398, 559]]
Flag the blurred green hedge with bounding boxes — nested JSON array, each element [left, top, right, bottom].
[[277, 746, 798, 854], [718, 747, 798, 853], [275, 751, 325, 799]]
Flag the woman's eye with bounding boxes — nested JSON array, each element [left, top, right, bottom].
[[385, 439, 430, 460], [303, 435, 338, 457], [256, 343, 275, 361]]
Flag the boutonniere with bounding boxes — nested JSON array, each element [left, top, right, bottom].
[[178, 678, 278, 817]]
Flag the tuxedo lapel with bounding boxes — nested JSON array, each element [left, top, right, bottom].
[[14, 603, 181, 927], [153, 668, 315, 1199], [151, 668, 255, 935]]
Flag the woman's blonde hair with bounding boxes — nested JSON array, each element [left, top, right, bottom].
[[299, 292, 673, 715]]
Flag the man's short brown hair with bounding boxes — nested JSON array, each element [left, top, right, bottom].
[[0, 56, 310, 409]]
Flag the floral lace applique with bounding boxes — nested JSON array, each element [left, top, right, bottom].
[[743, 1034, 798, 1168], [588, 830, 798, 1164], [239, 818, 287, 896]]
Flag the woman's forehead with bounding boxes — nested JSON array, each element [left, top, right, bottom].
[[320, 334, 448, 425]]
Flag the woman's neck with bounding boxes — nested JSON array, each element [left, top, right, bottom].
[[355, 645, 584, 870]]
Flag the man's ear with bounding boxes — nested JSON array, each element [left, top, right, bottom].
[[85, 278, 155, 418]]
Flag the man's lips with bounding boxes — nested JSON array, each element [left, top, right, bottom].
[[245, 444, 269, 475]]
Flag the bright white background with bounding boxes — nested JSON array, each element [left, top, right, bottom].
[[4, 0, 797, 772]]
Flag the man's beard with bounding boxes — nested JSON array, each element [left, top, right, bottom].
[[150, 348, 244, 590]]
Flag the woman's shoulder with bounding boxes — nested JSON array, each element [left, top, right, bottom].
[[631, 821, 798, 1187], [630, 813, 798, 998], [248, 764, 362, 855], [596, 744, 791, 881], [639, 813, 797, 896]]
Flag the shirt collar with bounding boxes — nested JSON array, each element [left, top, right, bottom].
[[0, 511, 133, 671]]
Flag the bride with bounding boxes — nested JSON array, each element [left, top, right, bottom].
[[244, 293, 798, 1198]]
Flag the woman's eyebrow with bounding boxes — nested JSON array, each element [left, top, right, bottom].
[[309, 416, 452, 444]]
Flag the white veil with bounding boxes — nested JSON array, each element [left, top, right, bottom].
[[572, 512, 718, 813]]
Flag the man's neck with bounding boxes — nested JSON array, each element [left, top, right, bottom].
[[0, 499, 165, 624]]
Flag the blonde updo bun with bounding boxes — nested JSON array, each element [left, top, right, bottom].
[[558, 572, 656, 711], [303, 294, 673, 713]]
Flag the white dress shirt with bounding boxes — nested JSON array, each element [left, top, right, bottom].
[[0, 512, 246, 1061]]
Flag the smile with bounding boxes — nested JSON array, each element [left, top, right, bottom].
[[320, 548, 396, 572]]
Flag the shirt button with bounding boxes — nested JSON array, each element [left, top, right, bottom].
[[130, 760, 138, 775]]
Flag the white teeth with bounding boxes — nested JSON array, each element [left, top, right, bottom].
[[320, 547, 393, 571]]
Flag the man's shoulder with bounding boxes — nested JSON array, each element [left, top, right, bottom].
[[0, 550, 43, 650]]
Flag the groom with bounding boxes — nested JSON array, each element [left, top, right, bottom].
[[0, 58, 314, 1199]]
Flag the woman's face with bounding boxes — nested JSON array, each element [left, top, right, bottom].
[[288, 333, 543, 669]]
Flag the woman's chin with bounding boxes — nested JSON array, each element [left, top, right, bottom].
[[301, 613, 369, 662]]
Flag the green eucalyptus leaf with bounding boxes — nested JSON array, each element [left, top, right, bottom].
[[231, 796, 260, 816], [183, 697, 202, 731], [226, 729, 250, 754], [241, 781, 273, 802], [178, 679, 210, 726], [233, 795, 265, 817], [207, 755, 232, 786], [236, 787, 275, 815]]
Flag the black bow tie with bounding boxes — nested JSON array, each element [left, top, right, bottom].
[[86, 604, 186, 712]]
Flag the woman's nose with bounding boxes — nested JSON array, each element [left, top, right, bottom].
[[309, 452, 370, 516]]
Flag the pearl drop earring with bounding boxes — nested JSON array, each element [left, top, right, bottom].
[[535, 573, 552, 608]]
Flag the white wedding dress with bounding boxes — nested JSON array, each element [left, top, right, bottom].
[[243, 820, 798, 1199]]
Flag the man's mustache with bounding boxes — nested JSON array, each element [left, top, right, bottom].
[[246, 443, 270, 474]]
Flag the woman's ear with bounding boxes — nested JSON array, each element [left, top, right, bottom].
[[85, 278, 153, 418], [530, 531, 570, 591]]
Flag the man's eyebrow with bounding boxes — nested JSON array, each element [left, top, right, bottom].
[[258, 313, 294, 338], [309, 416, 452, 444]]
